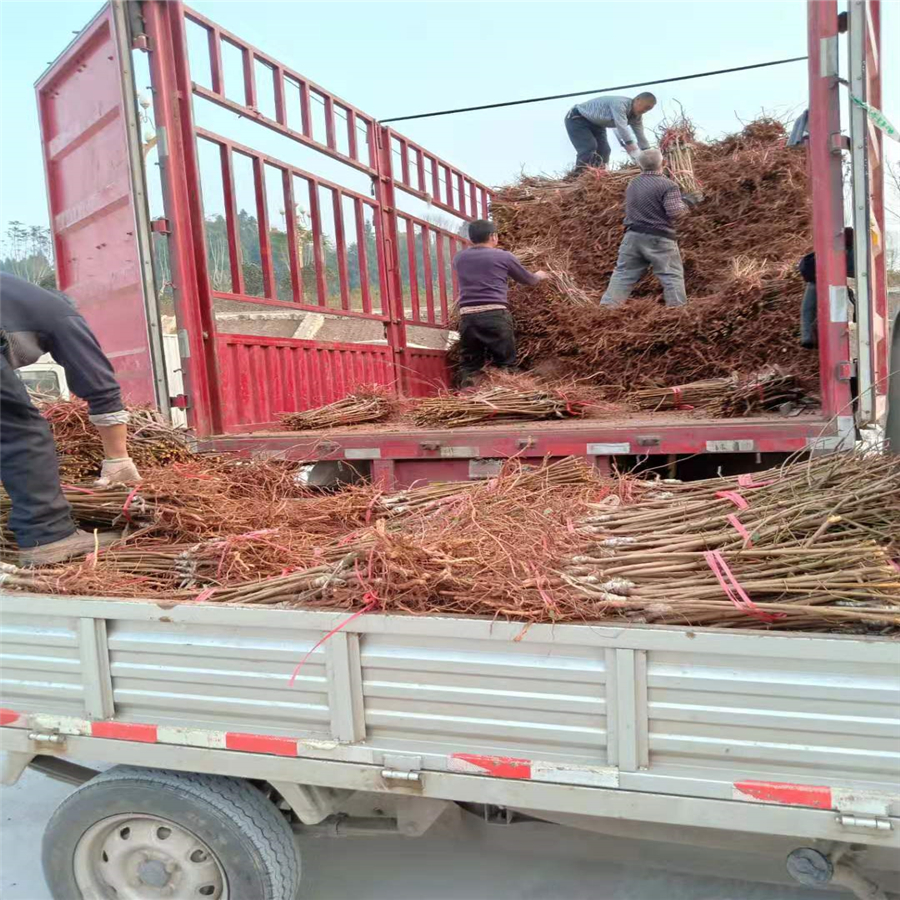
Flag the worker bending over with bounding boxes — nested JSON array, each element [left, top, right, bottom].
[[0, 273, 140, 565], [600, 148, 701, 309], [565, 92, 656, 172], [453, 220, 547, 387]]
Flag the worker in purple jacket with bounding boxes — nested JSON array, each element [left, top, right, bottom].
[[452, 220, 547, 387]]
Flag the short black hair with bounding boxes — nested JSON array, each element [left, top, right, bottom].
[[468, 219, 496, 244], [634, 91, 657, 106]]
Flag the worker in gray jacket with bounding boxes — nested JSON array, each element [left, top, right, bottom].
[[600, 148, 701, 309], [0, 273, 140, 565], [565, 92, 656, 171]]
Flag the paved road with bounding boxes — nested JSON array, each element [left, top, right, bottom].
[[2, 766, 837, 900]]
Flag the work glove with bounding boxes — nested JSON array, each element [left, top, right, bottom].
[[95, 457, 141, 488], [682, 191, 704, 208]]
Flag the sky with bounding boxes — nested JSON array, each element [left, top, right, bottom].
[[0, 0, 897, 241]]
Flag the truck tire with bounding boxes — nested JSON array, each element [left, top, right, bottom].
[[42, 766, 301, 900]]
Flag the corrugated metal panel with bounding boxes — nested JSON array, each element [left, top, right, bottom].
[[404, 348, 450, 397], [216, 335, 394, 430], [106, 619, 331, 735], [36, 7, 156, 404], [0, 612, 84, 717], [646, 649, 900, 783], [360, 633, 609, 764]]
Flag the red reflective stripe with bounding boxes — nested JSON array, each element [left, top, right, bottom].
[[734, 780, 833, 809], [92, 721, 158, 743], [0, 708, 21, 726], [225, 733, 298, 757], [451, 753, 532, 779]]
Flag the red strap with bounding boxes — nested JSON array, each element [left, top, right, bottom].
[[727, 513, 753, 547], [704, 550, 783, 622], [120, 486, 141, 524], [671, 386, 694, 411], [716, 490, 750, 510], [737, 474, 773, 489], [193, 587, 217, 603], [288, 593, 379, 687], [62, 484, 98, 495]]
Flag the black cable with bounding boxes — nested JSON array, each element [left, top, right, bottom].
[[381, 56, 808, 124]]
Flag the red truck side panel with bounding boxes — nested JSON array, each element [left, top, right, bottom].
[[36, 5, 157, 405]]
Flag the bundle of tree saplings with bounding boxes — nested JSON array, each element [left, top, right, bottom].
[[412, 384, 590, 428], [280, 385, 396, 430], [558, 453, 900, 632], [630, 367, 810, 415], [40, 399, 193, 482]]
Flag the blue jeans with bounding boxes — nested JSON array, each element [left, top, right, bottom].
[[565, 112, 611, 170], [601, 231, 687, 308]]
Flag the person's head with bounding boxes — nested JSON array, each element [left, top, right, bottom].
[[637, 148, 664, 172], [468, 219, 498, 246], [632, 92, 657, 116]]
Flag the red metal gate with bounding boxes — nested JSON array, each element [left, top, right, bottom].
[[141, 1, 490, 436], [36, 3, 164, 407]]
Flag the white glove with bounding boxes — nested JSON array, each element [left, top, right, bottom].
[[95, 457, 141, 488]]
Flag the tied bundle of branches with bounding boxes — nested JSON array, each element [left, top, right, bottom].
[[630, 376, 737, 411], [659, 116, 701, 195], [40, 399, 192, 483], [280, 385, 396, 430], [514, 243, 599, 306], [720, 367, 812, 417], [412, 384, 589, 428], [629, 368, 812, 416], [559, 453, 900, 632]]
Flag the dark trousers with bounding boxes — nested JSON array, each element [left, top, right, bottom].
[[565, 112, 611, 170], [800, 283, 818, 348], [457, 309, 516, 386], [0, 355, 75, 548]]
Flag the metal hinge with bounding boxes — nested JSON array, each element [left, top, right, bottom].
[[28, 731, 66, 748], [836, 814, 892, 834], [150, 217, 171, 235], [382, 769, 422, 783], [170, 394, 190, 410]]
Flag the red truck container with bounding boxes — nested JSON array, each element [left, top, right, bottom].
[[35, 0, 890, 487]]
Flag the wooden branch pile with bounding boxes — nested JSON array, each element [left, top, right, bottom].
[[280, 386, 396, 430], [491, 118, 819, 394]]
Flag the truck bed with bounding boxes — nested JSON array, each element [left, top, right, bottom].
[[203, 410, 842, 476], [2, 591, 898, 847]]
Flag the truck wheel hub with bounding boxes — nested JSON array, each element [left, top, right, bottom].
[[74, 813, 227, 898]]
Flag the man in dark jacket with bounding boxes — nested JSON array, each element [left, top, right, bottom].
[[600, 149, 701, 308], [452, 220, 547, 386], [797, 227, 855, 349], [1, 273, 140, 565]]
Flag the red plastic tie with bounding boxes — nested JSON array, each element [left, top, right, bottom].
[[62, 484, 97, 495], [704, 550, 783, 622], [715, 490, 750, 510], [737, 474, 773, 489], [288, 593, 379, 687], [726, 513, 754, 547], [193, 587, 216, 603], [120, 486, 141, 524], [671, 386, 694, 411]]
